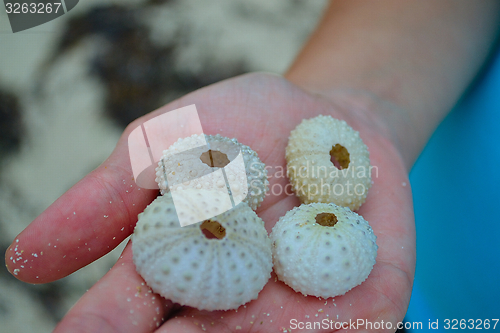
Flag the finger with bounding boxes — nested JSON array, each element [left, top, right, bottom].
[[155, 272, 302, 333], [154, 270, 388, 333], [157, 262, 413, 333], [5, 131, 158, 283], [53, 241, 176, 333]]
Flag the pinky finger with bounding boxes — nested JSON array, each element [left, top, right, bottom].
[[53, 241, 176, 333]]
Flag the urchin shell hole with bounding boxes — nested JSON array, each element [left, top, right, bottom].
[[330, 144, 350, 169], [200, 150, 230, 168], [200, 220, 226, 239], [315, 213, 338, 227]]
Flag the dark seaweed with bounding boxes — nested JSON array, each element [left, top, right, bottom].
[[46, 4, 248, 128], [0, 88, 23, 160]]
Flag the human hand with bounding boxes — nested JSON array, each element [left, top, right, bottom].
[[5, 73, 415, 332]]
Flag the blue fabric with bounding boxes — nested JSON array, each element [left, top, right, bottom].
[[406, 47, 500, 331]]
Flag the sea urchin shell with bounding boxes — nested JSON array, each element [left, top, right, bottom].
[[270, 202, 377, 298], [132, 191, 273, 311], [286, 115, 371, 210], [155, 134, 269, 210]]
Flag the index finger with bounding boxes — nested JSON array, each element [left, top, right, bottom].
[[4, 121, 158, 284]]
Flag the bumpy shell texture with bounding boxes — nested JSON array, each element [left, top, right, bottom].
[[156, 134, 268, 210], [286, 115, 371, 210], [132, 191, 273, 311], [270, 202, 377, 298]]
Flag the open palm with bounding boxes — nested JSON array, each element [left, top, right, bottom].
[[6, 73, 415, 332]]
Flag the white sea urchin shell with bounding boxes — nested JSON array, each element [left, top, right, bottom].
[[132, 190, 273, 311], [286, 115, 371, 210], [155, 134, 268, 210], [270, 202, 377, 298]]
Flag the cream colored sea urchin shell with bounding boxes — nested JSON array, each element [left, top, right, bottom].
[[132, 190, 273, 311], [286, 115, 371, 210], [270, 202, 377, 298], [155, 134, 268, 210]]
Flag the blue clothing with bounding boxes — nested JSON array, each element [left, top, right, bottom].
[[406, 47, 500, 331]]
